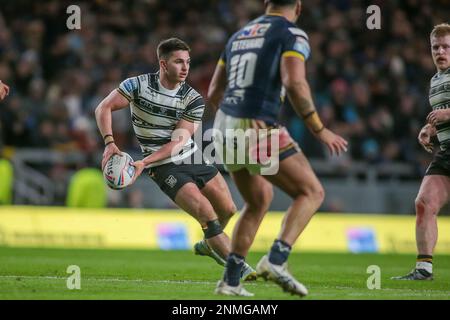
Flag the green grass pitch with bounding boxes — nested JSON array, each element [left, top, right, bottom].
[[0, 247, 449, 300]]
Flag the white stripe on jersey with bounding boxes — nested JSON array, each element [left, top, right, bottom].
[[118, 72, 205, 167]]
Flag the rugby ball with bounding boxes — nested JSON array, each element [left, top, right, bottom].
[[103, 153, 136, 190]]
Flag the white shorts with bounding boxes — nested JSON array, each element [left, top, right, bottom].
[[212, 109, 300, 175]]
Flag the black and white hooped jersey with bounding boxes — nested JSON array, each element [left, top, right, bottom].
[[429, 68, 450, 150], [117, 72, 205, 167], [218, 14, 311, 125]]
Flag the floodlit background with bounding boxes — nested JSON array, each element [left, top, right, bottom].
[[1, 0, 450, 255]]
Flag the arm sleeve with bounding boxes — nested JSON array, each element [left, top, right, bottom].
[[282, 27, 311, 61], [182, 91, 205, 122], [117, 77, 139, 101]]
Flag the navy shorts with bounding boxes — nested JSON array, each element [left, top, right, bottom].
[[425, 148, 450, 177]]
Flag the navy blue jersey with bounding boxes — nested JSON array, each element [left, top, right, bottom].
[[219, 14, 310, 124]]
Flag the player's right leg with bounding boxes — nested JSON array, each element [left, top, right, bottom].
[[254, 151, 324, 297], [392, 174, 450, 280]]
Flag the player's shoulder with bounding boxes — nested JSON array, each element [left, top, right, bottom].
[[431, 68, 450, 82], [283, 21, 309, 40], [179, 82, 202, 101], [261, 16, 310, 44], [121, 73, 151, 88]]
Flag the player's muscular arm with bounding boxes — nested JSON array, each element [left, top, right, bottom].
[[95, 89, 130, 139], [95, 89, 130, 169], [281, 56, 348, 155], [206, 63, 227, 113], [281, 56, 323, 132], [143, 119, 199, 166], [131, 120, 199, 181]]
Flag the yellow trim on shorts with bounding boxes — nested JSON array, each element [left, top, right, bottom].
[[218, 58, 225, 66], [282, 51, 305, 61]]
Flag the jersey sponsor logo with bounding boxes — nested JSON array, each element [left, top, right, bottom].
[[433, 103, 450, 110], [237, 23, 271, 39], [429, 82, 450, 95]]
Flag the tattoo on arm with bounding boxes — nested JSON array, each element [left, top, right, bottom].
[[296, 96, 315, 117]]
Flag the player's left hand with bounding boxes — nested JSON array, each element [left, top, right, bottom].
[[315, 128, 348, 156], [130, 160, 146, 185], [426, 109, 450, 126]]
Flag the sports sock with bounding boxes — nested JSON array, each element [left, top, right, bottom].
[[268, 239, 291, 265], [224, 253, 244, 286], [416, 254, 433, 274]]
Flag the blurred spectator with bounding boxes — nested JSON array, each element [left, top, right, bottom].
[[0, 0, 446, 178]]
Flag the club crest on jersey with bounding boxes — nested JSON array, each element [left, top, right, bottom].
[[237, 23, 271, 39], [165, 175, 177, 188]]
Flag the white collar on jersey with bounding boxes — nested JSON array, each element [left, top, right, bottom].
[[156, 71, 182, 95]]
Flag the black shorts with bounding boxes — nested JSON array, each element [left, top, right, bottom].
[[425, 148, 450, 176], [147, 162, 219, 201]]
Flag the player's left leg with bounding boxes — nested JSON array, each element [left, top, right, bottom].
[[415, 175, 449, 256], [200, 172, 236, 229], [193, 170, 257, 281], [191, 172, 233, 266], [392, 174, 450, 280]]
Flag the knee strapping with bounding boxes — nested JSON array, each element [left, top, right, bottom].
[[202, 219, 223, 239]]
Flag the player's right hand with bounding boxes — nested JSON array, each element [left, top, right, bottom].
[[418, 125, 434, 153], [102, 143, 123, 170], [315, 128, 348, 156], [0, 80, 10, 101], [129, 160, 146, 185]]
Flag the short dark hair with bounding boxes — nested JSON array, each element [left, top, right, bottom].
[[157, 38, 190, 60], [265, 0, 297, 6]]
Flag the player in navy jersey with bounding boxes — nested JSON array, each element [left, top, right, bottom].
[[207, 0, 348, 296], [0, 80, 9, 101], [95, 38, 256, 282]]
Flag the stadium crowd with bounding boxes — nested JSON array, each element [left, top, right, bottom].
[[0, 0, 448, 177]]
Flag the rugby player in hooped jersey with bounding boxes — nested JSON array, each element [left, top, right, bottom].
[[392, 23, 450, 281], [207, 0, 348, 296], [95, 38, 257, 283]]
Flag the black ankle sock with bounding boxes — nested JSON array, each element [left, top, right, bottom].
[[268, 239, 291, 265], [417, 254, 433, 264], [224, 253, 244, 286]]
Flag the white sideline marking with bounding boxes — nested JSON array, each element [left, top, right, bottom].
[[1, 276, 449, 296], [0, 275, 265, 287], [0, 275, 216, 285]]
